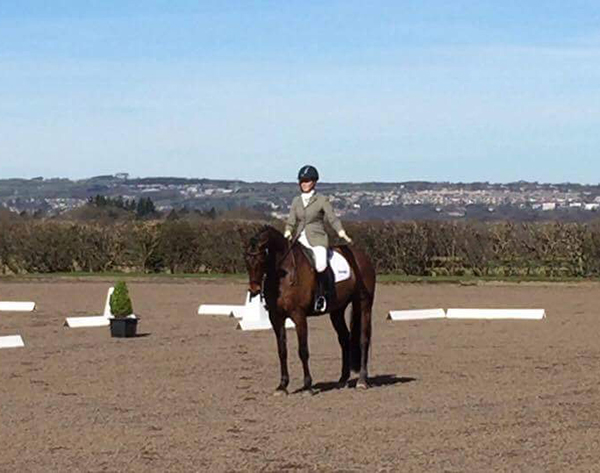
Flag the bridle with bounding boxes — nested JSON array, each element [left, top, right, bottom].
[[245, 247, 267, 298], [245, 234, 298, 298]]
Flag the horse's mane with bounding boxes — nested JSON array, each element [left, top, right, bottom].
[[249, 225, 287, 251]]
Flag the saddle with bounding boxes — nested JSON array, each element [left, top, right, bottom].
[[299, 247, 352, 314], [299, 247, 352, 283]]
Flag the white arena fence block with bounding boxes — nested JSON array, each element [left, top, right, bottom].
[[230, 306, 246, 319], [198, 305, 241, 316], [0, 302, 36, 312], [0, 335, 25, 349], [387, 308, 446, 321], [103, 287, 115, 317], [237, 316, 296, 331], [64, 287, 115, 328], [65, 316, 110, 328], [237, 296, 295, 331], [446, 308, 546, 320], [198, 291, 249, 317]]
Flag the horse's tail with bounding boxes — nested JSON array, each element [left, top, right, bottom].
[[339, 245, 375, 373], [349, 298, 362, 373]]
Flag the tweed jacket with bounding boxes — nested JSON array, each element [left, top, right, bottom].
[[285, 193, 344, 247]]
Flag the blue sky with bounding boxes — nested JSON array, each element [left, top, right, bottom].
[[1, 1, 599, 182]]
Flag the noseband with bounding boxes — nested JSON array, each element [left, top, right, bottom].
[[245, 246, 268, 296]]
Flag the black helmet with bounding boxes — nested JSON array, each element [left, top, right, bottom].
[[297, 165, 319, 182]]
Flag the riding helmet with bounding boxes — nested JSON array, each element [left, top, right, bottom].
[[297, 165, 319, 182]]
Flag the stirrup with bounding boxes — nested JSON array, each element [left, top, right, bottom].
[[314, 296, 327, 313]]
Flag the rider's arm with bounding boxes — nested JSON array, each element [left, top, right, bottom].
[[284, 197, 299, 238], [322, 198, 344, 235], [322, 198, 352, 243]]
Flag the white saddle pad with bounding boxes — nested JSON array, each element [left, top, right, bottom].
[[329, 250, 352, 283]]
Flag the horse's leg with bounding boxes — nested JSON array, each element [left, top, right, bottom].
[[271, 314, 289, 395], [292, 311, 312, 392], [356, 297, 373, 390], [330, 307, 350, 388]]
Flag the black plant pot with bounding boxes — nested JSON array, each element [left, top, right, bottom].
[[109, 317, 138, 338]]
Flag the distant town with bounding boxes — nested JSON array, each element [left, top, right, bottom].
[[2, 174, 600, 221]]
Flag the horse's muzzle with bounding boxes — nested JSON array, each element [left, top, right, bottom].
[[248, 282, 262, 299]]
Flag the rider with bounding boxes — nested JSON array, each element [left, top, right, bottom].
[[284, 165, 352, 313]]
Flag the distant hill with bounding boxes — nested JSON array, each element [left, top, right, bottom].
[[1, 175, 600, 222]]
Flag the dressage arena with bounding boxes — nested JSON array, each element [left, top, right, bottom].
[[2, 279, 600, 471]]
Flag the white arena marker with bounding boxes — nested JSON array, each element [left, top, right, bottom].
[[0, 301, 36, 312], [65, 316, 110, 328], [230, 307, 245, 320], [387, 308, 446, 321], [102, 287, 114, 317], [0, 335, 24, 349], [446, 308, 546, 320], [65, 287, 114, 328], [198, 305, 241, 316], [198, 292, 248, 318], [237, 296, 295, 331], [230, 292, 253, 319]]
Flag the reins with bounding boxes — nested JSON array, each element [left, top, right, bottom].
[[282, 236, 299, 285], [278, 234, 299, 267], [246, 232, 300, 290], [245, 234, 297, 264]]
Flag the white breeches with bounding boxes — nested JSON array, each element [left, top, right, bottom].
[[299, 231, 327, 272]]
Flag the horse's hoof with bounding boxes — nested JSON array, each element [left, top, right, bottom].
[[337, 379, 349, 389], [301, 388, 315, 397], [356, 380, 369, 390], [273, 388, 288, 397]]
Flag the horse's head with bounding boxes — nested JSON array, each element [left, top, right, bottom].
[[244, 226, 288, 298], [244, 232, 269, 298]]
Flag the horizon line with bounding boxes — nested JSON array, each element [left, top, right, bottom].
[[1, 175, 600, 187]]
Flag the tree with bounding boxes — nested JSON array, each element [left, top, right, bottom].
[[136, 197, 156, 218]]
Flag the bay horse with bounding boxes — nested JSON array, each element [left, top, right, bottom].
[[244, 226, 376, 394]]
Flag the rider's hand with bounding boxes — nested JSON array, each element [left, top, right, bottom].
[[338, 230, 352, 244], [284, 229, 293, 240]]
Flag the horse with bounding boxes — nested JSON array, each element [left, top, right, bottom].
[[243, 225, 376, 394]]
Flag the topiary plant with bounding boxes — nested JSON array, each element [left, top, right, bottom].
[[110, 281, 134, 318]]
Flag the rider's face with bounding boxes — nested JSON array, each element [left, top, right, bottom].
[[299, 180, 316, 193]]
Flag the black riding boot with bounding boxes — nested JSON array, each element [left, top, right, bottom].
[[314, 268, 335, 313], [314, 271, 328, 313]]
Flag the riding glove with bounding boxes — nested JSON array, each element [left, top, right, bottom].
[[338, 230, 352, 244]]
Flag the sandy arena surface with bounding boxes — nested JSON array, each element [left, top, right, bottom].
[[1, 279, 600, 472]]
